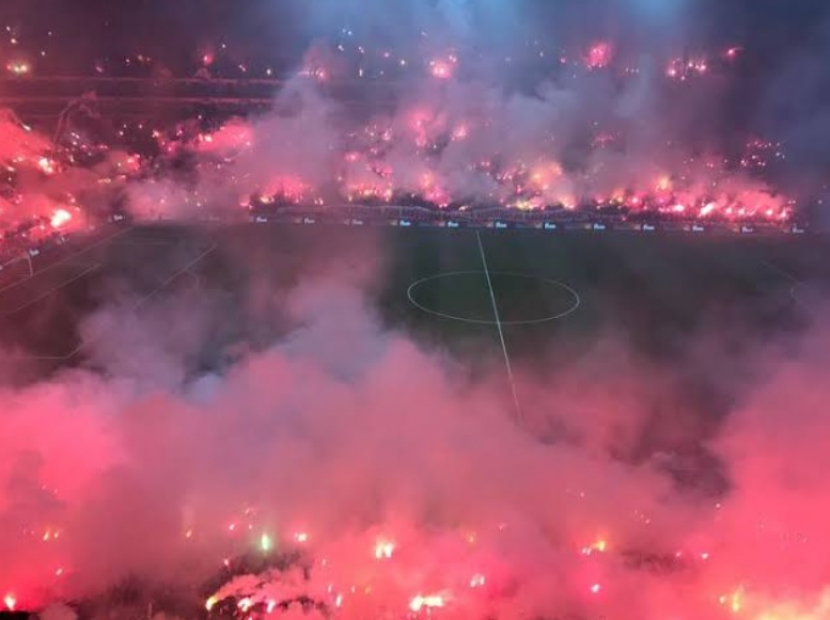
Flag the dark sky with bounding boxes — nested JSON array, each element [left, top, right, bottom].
[[0, 1, 827, 76], [0, 0, 309, 74]]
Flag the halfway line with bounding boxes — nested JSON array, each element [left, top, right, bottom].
[[476, 231, 522, 421]]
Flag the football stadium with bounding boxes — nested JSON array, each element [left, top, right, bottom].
[[1, 2, 830, 620], [1, 221, 820, 382]]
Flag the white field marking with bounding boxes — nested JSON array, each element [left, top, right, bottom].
[[407, 271, 581, 325], [132, 243, 216, 310], [4, 263, 100, 316], [476, 231, 521, 419], [0, 225, 134, 296], [0, 228, 198, 318], [760, 258, 812, 313], [0, 227, 201, 316], [5, 243, 216, 361]]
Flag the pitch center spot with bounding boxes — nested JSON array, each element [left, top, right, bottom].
[[407, 271, 581, 325]]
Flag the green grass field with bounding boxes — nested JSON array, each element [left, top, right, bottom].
[[371, 227, 816, 394], [0, 223, 823, 393]]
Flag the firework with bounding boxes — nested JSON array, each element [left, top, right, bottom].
[[0, 5, 824, 618], [585, 42, 612, 70]]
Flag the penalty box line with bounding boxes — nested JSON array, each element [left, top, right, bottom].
[[5, 242, 216, 361], [476, 231, 522, 421], [759, 258, 813, 314]]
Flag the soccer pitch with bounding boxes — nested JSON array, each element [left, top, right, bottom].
[[0, 223, 821, 393]]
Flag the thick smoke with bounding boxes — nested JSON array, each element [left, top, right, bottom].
[[6, 1, 830, 230], [104, 0, 807, 224], [0, 230, 828, 619], [1, 2, 830, 619], [0, 111, 141, 241]]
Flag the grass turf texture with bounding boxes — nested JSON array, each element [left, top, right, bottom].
[[0, 223, 822, 390]]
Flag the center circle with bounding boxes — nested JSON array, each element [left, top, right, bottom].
[[407, 271, 581, 325]]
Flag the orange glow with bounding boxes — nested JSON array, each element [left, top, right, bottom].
[[409, 593, 445, 612], [50, 208, 72, 229], [374, 539, 395, 559]]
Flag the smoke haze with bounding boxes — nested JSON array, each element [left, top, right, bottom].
[[0, 1, 829, 619], [0, 225, 826, 619]]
